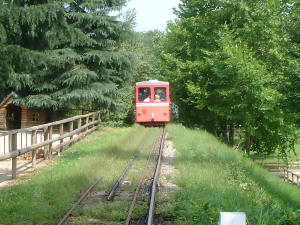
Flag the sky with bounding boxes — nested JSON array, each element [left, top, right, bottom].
[[123, 0, 181, 32]]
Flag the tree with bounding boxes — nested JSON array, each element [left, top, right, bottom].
[[0, 0, 137, 115], [158, 0, 298, 155], [0, 43, 9, 100], [281, 2, 300, 126], [130, 30, 166, 82]]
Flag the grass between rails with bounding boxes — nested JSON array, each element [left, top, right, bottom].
[[70, 126, 162, 224], [156, 124, 300, 225], [0, 125, 158, 224]]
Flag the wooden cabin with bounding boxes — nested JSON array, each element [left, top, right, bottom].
[[0, 92, 48, 130]]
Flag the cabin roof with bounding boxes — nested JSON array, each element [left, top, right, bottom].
[[0, 92, 18, 109]]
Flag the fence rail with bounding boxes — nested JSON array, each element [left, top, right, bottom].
[[0, 111, 101, 179], [283, 169, 300, 188], [259, 161, 300, 169]]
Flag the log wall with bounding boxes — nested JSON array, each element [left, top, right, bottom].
[[0, 102, 8, 130], [21, 107, 47, 128]]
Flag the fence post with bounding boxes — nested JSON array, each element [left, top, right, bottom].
[[78, 118, 82, 134], [92, 114, 95, 128], [283, 169, 287, 182], [31, 130, 37, 168], [70, 121, 74, 140], [85, 115, 89, 132], [11, 133, 17, 179], [49, 125, 53, 159], [59, 123, 64, 153], [98, 112, 101, 129], [44, 126, 49, 159]]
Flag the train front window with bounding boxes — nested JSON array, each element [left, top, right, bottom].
[[154, 87, 166, 101], [138, 87, 151, 102]]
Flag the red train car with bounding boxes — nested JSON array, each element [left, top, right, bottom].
[[135, 80, 171, 126]]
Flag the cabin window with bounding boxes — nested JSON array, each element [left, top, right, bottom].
[[7, 112, 14, 121], [154, 87, 167, 102], [32, 113, 40, 121], [138, 87, 151, 102]]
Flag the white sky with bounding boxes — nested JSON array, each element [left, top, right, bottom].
[[123, 0, 181, 32]]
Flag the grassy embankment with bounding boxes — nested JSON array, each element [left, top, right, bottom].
[[0, 124, 300, 224], [157, 124, 300, 225]]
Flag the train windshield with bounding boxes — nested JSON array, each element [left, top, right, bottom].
[[154, 87, 166, 102], [138, 87, 151, 102]]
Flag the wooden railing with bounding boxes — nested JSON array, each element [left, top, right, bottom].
[[0, 111, 101, 179], [259, 161, 300, 169], [283, 169, 300, 188]]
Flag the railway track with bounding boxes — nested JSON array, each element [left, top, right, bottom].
[[58, 126, 167, 224]]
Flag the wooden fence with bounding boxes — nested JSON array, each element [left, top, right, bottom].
[[258, 160, 300, 188], [283, 169, 300, 188], [0, 111, 101, 179], [259, 161, 300, 170]]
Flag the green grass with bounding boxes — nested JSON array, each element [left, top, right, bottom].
[[1, 124, 300, 224], [156, 124, 300, 225], [0, 125, 152, 224]]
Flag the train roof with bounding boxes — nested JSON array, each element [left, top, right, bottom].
[[136, 80, 169, 85]]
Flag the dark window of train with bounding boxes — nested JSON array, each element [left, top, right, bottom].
[[139, 87, 151, 102], [154, 87, 166, 101]]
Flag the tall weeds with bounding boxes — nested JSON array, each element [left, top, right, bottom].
[[156, 124, 300, 225]]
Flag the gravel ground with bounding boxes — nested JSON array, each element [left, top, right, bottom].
[[159, 138, 180, 192], [0, 158, 52, 188]]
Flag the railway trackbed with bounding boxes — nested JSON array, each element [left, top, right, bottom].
[[57, 127, 170, 225]]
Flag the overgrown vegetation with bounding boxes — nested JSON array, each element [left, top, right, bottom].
[[156, 124, 300, 225]]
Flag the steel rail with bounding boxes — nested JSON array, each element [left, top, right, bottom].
[[125, 127, 166, 225], [147, 127, 166, 225], [107, 130, 152, 201], [57, 150, 127, 225], [58, 128, 153, 225], [124, 128, 159, 225]]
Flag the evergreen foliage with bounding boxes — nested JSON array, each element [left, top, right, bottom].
[[0, 0, 137, 116]]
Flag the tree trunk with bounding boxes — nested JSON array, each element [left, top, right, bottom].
[[245, 132, 253, 156], [229, 123, 234, 147], [221, 124, 229, 144]]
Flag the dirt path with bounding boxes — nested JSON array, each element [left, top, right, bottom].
[[0, 158, 51, 188], [159, 139, 180, 192]]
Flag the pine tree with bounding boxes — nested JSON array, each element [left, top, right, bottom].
[[0, 0, 137, 111]]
